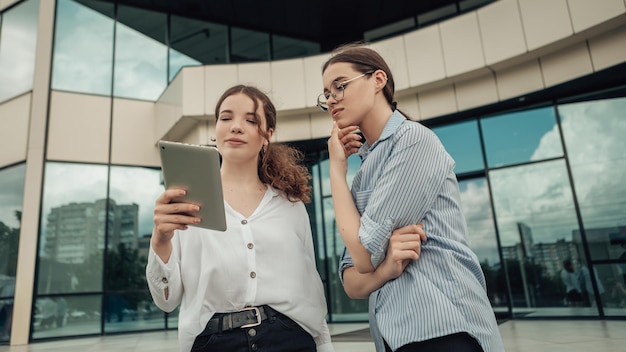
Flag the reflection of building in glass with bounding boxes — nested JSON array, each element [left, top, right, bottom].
[[44, 199, 138, 263], [573, 226, 626, 263], [502, 229, 580, 278], [532, 240, 579, 278]]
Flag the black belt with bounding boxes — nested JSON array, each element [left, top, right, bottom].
[[206, 305, 274, 335]]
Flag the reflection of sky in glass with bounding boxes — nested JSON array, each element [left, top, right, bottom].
[[432, 120, 484, 174], [490, 160, 578, 246], [52, 0, 114, 96], [169, 49, 201, 81], [0, 164, 26, 228], [0, 0, 39, 103], [458, 178, 498, 265], [109, 166, 164, 237], [559, 97, 626, 229], [481, 107, 562, 168], [114, 21, 167, 100], [319, 154, 361, 196]]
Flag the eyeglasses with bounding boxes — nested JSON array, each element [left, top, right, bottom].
[[317, 71, 374, 112]]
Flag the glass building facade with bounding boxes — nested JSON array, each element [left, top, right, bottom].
[[0, 0, 625, 345]]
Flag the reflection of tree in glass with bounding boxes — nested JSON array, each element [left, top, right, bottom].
[[104, 243, 148, 322], [105, 242, 147, 291], [500, 259, 563, 308], [0, 211, 20, 277]]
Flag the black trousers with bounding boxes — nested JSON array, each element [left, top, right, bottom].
[[191, 307, 315, 352], [384, 332, 484, 352]]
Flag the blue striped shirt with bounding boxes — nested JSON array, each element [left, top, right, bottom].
[[338, 111, 504, 351]]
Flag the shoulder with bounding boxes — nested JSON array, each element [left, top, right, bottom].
[[392, 120, 436, 144]]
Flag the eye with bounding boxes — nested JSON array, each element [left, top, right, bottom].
[[246, 119, 258, 124], [218, 115, 231, 121]]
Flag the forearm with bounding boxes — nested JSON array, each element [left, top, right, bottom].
[[151, 227, 173, 264], [342, 266, 392, 299], [330, 168, 375, 273]]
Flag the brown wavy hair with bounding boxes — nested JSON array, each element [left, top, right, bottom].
[[214, 85, 312, 203], [322, 42, 412, 119]]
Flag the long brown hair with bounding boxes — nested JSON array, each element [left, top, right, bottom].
[[214, 85, 312, 203], [322, 42, 412, 119]]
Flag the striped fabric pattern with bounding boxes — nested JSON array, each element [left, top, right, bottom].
[[338, 111, 504, 352]]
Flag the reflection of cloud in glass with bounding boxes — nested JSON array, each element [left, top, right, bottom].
[[0, 0, 39, 102], [114, 23, 167, 100], [0, 164, 26, 228], [559, 98, 626, 229], [52, 0, 114, 95], [484, 98, 626, 250], [490, 160, 577, 245], [459, 179, 498, 264], [109, 167, 164, 237]]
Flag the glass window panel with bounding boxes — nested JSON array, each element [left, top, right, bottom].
[[490, 160, 586, 316], [114, 6, 167, 101], [230, 27, 269, 63], [108, 166, 163, 251], [169, 15, 227, 80], [52, 0, 114, 96], [598, 263, 626, 316], [104, 292, 165, 332], [319, 153, 360, 197], [459, 178, 506, 308], [0, 164, 24, 340], [0, 164, 25, 340], [0, 297, 14, 341], [272, 35, 320, 60], [481, 106, 563, 168], [0, 164, 25, 274], [559, 97, 626, 261], [0, 0, 39, 103], [432, 120, 484, 174], [31, 295, 101, 339], [323, 198, 368, 322], [38, 163, 109, 294]]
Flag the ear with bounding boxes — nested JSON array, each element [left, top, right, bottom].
[[266, 128, 274, 142], [373, 69, 388, 92]]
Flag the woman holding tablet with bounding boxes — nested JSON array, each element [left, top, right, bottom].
[[146, 85, 332, 352]]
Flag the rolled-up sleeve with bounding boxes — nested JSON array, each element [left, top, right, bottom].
[[358, 126, 454, 268]]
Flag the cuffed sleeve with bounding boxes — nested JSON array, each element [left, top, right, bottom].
[[146, 238, 183, 313]]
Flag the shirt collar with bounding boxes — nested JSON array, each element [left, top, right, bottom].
[[357, 110, 406, 159]]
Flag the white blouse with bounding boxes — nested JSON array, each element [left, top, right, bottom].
[[146, 187, 333, 352]]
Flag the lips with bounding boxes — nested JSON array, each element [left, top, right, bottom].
[[331, 108, 343, 119], [226, 138, 245, 145]]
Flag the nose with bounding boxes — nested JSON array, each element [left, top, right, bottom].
[[230, 120, 243, 133]]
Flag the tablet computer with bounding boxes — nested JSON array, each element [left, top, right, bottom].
[[158, 140, 227, 231]]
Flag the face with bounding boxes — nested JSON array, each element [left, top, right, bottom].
[[215, 93, 272, 163], [321, 62, 377, 128]]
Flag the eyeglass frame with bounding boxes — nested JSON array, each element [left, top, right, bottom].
[[317, 70, 375, 112]]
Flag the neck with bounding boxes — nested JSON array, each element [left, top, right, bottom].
[[359, 103, 394, 146], [220, 160, 264, 189]]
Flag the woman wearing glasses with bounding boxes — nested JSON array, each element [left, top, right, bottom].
[[320, 44, 504, 352]]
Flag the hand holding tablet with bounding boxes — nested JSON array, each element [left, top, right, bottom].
[[158, 140, 227, 231]]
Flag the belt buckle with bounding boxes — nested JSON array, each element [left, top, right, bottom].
[[240, 306, 262, 328]]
